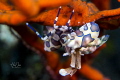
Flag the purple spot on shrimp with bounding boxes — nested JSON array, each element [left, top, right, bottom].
[[45, 41, 50, 47], [52, 34, 60, 41], [90, 22, 100, 32], [51, 38, 61, 46], [75, 30, 84, 37], [50, 47, 57, 51], [81, 34, 94, 47]]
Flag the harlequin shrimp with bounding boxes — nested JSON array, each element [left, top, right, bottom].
[[26, 6, 109, 76]]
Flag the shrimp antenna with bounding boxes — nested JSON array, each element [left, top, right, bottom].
[[54, 6, 62, 27], [66, 10, 74, 26], [26, 23, 43, 39]]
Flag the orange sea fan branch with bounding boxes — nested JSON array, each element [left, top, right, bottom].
[[79, 63, 106, 80], [11, 0, 71, 17], [97, 15, 120, 30], [0, 2, 13, 10], [0, 0, 120, 30], [0, 0, 14, 10], [0, 10, 27, 25], [29, 7, 120, 29]]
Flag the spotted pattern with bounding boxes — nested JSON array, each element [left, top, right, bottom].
[[81, 34, 94, 47], [51, 38, 61, 46], [90, 22, 100, 32], [45, 41, 50, 47], [75, 30, 84, 37], [52, 34, 60, 41], [44, 22, 102, 51]]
